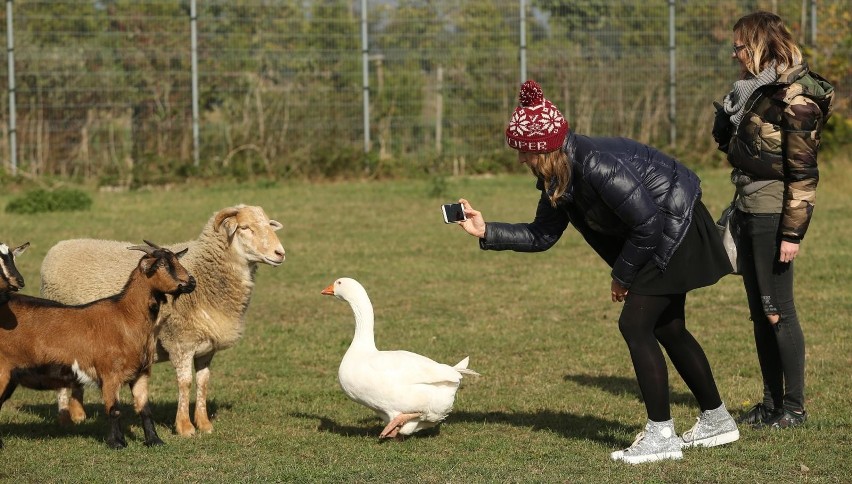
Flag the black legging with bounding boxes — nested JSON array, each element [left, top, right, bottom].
[[618, 293, 723, 422]]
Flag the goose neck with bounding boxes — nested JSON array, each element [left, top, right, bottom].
[[349, 297, 376, 350]]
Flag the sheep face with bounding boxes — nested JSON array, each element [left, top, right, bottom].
[[215, 205, 285, 266], [0, 242, 29, 292], [132, 245, 197, 296]]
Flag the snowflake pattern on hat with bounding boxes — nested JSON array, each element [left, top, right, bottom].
[[506, 80, 569, 152], [507, 105, 565, 138]]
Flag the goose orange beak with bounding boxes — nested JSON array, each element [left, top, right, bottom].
[[321, 283, 335, 296]]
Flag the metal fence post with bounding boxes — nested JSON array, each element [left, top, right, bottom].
[[436, 66, 443, 154], [190, 0, 200, 167], [361, 0, 370, 153], [5, 0, 17, 175], [519, 0, 527, 84], [668, 0, 676, 147]]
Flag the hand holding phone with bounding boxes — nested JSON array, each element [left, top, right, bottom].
[[441, 203, 467, 224], [454, 198, 486, 238]]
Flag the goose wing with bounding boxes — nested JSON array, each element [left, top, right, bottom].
[[368, 350, 463, 386]]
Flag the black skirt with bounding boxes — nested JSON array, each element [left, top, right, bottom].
[[630, 200, 733, 296]]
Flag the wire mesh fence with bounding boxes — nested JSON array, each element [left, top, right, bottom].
[[0, 0, 848, 185]]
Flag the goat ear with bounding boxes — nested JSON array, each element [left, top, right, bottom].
[[13, 242, 30, 257], [214, 207, 241, 238], [270, 220, 283, 231], [175, 247, 189, 259], [139, 256, 154, 274]]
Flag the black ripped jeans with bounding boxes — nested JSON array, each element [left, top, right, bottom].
[[735, 211, 806, 413]]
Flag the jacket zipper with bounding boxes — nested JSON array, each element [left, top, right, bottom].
[[732, 91, 765, 137]]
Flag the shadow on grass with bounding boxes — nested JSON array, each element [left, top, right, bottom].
[[292, 410, 630, 446], [0, 406, 106, 444], [451, 410, 631, 446], [563, 373, 697, 407], [4, 399, 233, 445], [290, 412, 428, 440]]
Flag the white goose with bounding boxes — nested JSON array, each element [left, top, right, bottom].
[[322, 277, 478, 439]]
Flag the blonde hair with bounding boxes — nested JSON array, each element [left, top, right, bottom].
[[530, 149, 572, 207], [734, 11, 802, 76]]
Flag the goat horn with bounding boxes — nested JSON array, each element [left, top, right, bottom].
[[127, 243, 156, 255], [142, 239, 163, 249]]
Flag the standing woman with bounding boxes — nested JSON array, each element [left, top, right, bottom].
[[712, 11, 834, 429], [456, 80, 739, 464]]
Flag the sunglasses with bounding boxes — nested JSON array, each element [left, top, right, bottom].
[[732, 44, 748, 55]]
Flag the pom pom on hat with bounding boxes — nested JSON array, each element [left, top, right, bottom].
[[506, 80, 569, 153], [518, 80, 544, 107]]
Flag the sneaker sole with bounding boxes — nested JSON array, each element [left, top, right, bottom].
[[610, 450, 683, 464], [682, 429, 740, 448]]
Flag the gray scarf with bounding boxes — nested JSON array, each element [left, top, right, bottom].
[[723, 61, 778, 126]]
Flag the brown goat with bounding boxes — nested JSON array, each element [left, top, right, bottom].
[[42, 205, 285, 436], [0, 242, 195, 449], [0, 242, 29, 297]]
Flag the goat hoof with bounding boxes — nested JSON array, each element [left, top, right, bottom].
[[58, 410, 86, 426], [58, 411, 73, 426], [144, 438, 165, 447], [106, 437, 128, 449]]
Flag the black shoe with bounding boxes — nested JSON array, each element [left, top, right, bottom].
[[769, 409, 807, 429], [737, 403, 781, 427]]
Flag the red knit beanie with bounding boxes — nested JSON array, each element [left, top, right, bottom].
[[505, 80, 569, 153]]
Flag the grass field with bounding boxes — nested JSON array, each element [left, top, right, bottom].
[[0, 164, 850, 482]]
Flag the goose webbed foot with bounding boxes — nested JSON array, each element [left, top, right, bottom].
[[379, 413, 421, 440]]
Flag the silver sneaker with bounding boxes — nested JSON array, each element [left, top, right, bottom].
[[611, 419, 683, 464], [681, 402, 740, 448]]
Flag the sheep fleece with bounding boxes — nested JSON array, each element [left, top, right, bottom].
[[41, 232, 256, 360]]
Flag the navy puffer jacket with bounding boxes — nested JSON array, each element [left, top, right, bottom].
[[481, 131, 701, 288]]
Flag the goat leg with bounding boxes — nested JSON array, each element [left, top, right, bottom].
[[0, 376, 17, 404], [105, 405, 128, 449], [58, 386, 87, 425], [68, 386, 87, 423], [130, 376, 164, 446], [140, 405, 164, 447], [0, 375, 18, 449]]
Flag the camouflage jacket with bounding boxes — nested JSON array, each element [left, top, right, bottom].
[[715, 63, 834, 242]]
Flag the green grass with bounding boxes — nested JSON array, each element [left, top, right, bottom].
[[0, 165, 850, 482]]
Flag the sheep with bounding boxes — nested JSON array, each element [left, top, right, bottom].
[[0, 241, 196, 449], [0, 242, 29, 297], [39, 204, 285, 436]]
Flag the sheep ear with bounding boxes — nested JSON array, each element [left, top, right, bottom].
[[13, 242, 30, 257], [175, 247, 189, 259], [270, 220, 283, 231], [214, 207, 241, 238]]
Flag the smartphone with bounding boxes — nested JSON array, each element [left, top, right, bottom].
[[441, 203, 467, 224]]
